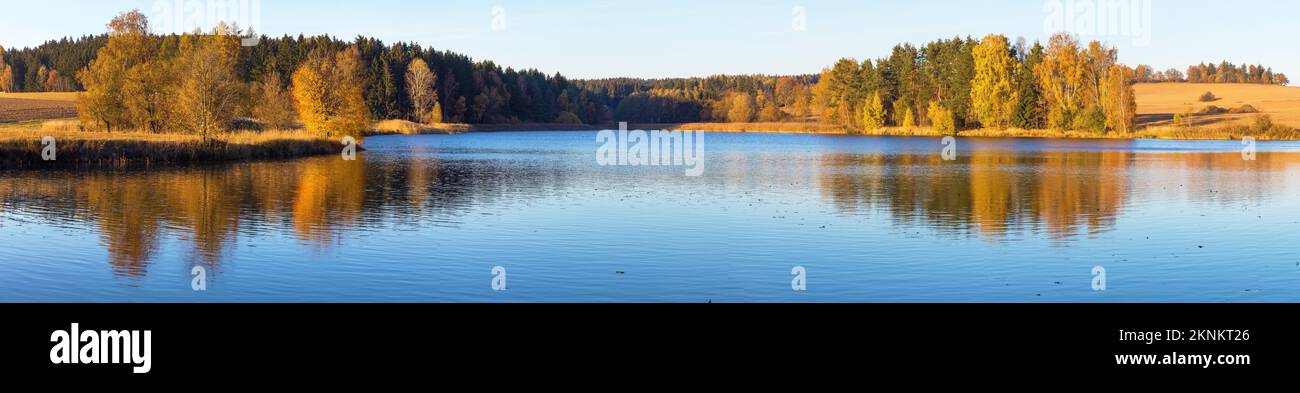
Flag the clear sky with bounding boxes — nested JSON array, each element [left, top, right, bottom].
[[2, 0, 1296, 79]]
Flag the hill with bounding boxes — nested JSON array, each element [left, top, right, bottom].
[[1135, 83, 1300, 129]]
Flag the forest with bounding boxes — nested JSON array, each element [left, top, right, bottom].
[[0, 9, 1291, 136]]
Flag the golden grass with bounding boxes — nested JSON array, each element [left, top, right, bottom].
[[368, 119, 469, 135], [1135, 83, 1300, 129], [468, 122, 599, 131], [0, 120, 346, 169], [633, 122, 849, 134], [0, 92, 80, 101]]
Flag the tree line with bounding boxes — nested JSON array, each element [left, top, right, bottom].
[[810, 33, 1139, 133], [1, 10, 1290, 133], [9, 9, 614, 134], [1132, 62, 1289, 85], [579, 75, 817, 123]]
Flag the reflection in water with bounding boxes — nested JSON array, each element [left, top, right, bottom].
[[0, 153, 566, 279], [1, 134, 1298, 290], [818, 149, 1296, 241]]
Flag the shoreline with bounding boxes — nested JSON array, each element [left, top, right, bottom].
[[0, 121, 347, 169], [4, 117, 1298, 170], [458, 121, 1300, 141]]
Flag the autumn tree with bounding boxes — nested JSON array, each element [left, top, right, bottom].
[[898, 106, 916, 128], [727, 92, 755, 122], [405, 58, 441, 124], [77, 10, 153, 131], [253, 71, 295, 129], [928, 101, 956, 133], [292, 46, 371, 137], [1033, 33, 1110, 132], [174, 26, 243, 139], [859, 93, 886, 131], [756, 92, 786, 122], [970, 34, 1019, 129], [1100, 65, 1136, 133], [0, 44, 13, 92], [121, 56, 174, 133]]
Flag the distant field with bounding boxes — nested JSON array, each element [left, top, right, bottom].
[[6, 86, 1300, 137], [0, 92, 78, 123], [1135, 83, 1300, 129]]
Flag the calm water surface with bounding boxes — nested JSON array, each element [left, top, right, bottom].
[[3, 131, 1300, 302]]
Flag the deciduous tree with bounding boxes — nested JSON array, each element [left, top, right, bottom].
[[0, 44, 14, 92], [253, 71, 296, 129], [727, 92, 755, 123], [77, 10, 153, 131], [292, 46, 371, 137], [970, 34, 1019, 129], [859, 93, 886, 131], [405, 58, 441, 124], [1100, 65, 1136, 133], [928, 100, 956, 133], [174, 26, 242, 139]]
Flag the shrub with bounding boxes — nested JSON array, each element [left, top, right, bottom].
[[1229, 104, 1259, 114], [1252, 114, 1275, 132], [554, 111, 582, 124], [1071, 107, 1106, 133], [927, 101, 956, 133], [1198, 91, 1218, 102], [859, 93, 886, 131], [1197, 106, 1228, 115]]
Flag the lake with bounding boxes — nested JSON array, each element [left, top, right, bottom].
[[2, 131, 1299, 302]]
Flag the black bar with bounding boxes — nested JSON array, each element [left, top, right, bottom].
[[1, 304, 1290, 381]]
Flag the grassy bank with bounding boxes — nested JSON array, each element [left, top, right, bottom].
[[631, 122, 849, 134], [0, 120, 348, 169], [367, 120, 600, 135], [367, 119, 470, 135], [629, 122, 1300, 140]]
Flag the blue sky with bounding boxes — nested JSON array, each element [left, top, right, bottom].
[[2, 0, 1296, 79]]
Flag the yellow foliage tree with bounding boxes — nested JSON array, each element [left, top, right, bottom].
[[405, 58, 441, 124], [899, 107, 916, 128], [1034, 33, 1085, 130], [77, 10, 153, 131], [121, 58, 175, 133], [292, 46, 371, 138], [970, 34, 1019, 129], [173, 26, 242, 139], [928, 101, 956, 133], [253, 71, 296, 129], [1100, 65, 1136, 133], [859, 93, 886, 131], [727, 92, 755, 122], [0, 45, 14, 92]]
